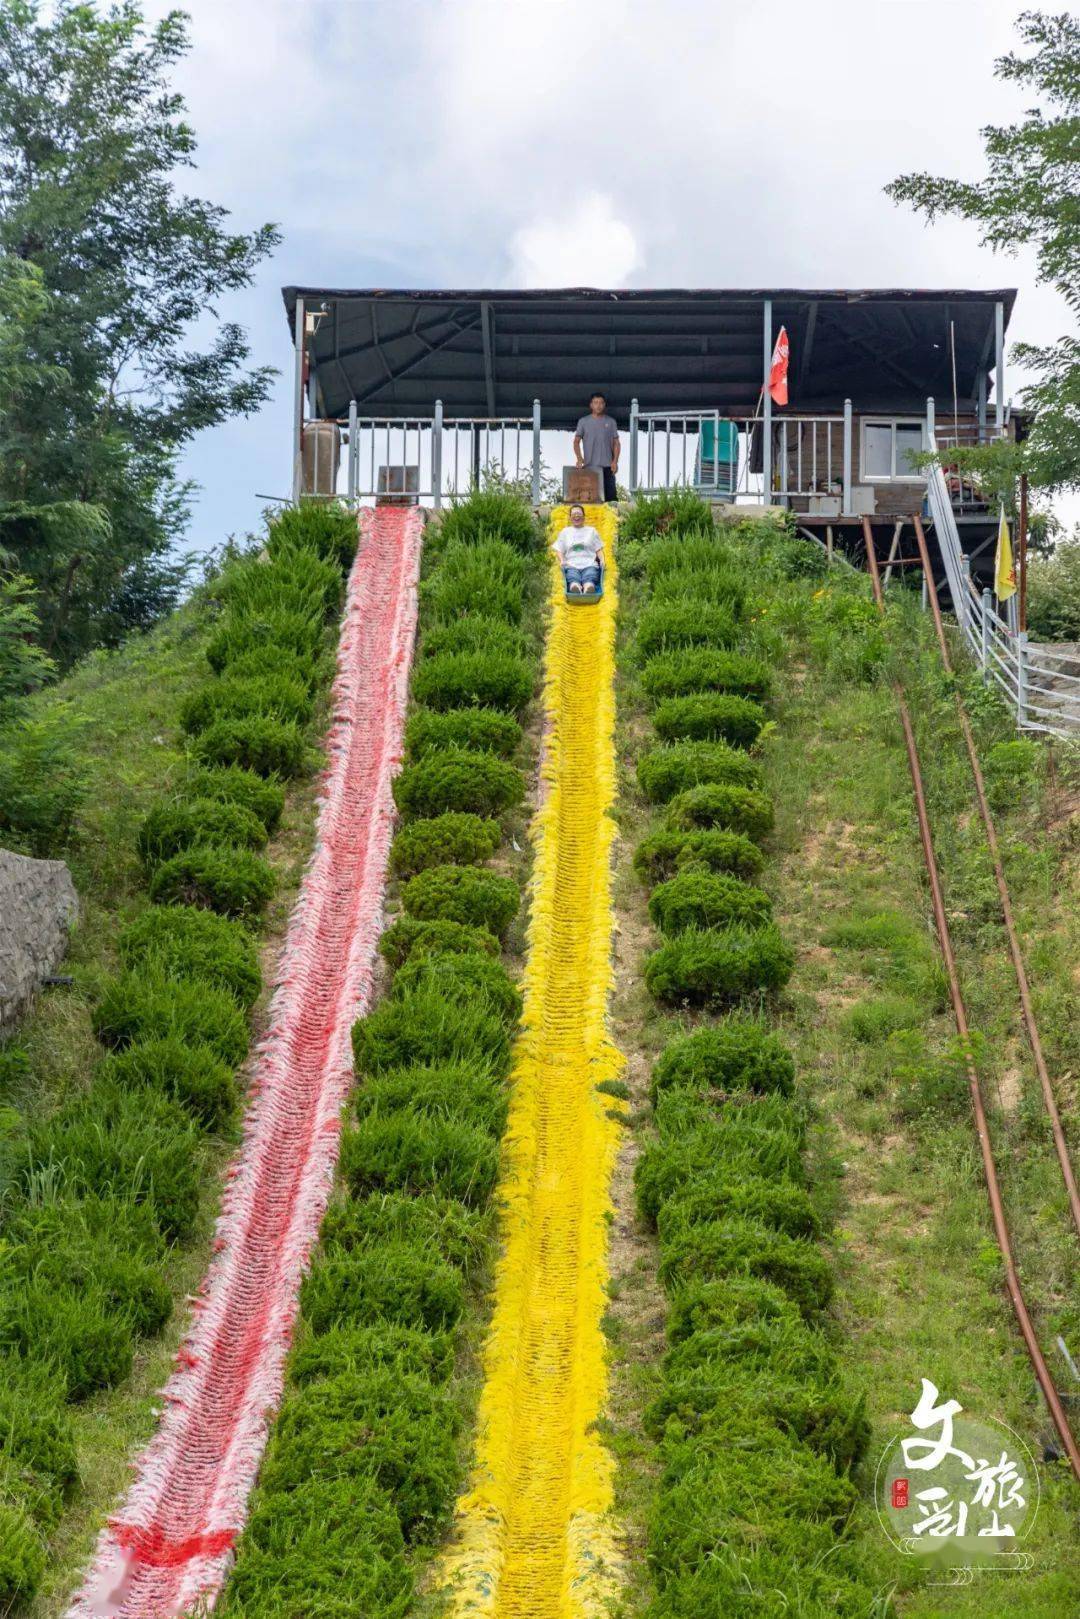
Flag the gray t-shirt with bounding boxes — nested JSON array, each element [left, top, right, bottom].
[[575, 412, 619, 469]]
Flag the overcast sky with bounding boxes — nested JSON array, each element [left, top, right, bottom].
[[142, 0, 1078, 552]]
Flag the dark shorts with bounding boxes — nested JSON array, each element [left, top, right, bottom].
[[564, 565, 601, 588]]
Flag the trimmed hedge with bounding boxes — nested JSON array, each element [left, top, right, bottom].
[[179, 673, 312, 736], [637, 600, 739, 657], [420, 616, 526, 662], [400, 863, 519, 937], [148, 845, 276, 918], [206, 608, 325, 676], [118, 905, 262, 1007], [390, 812, 501, 877], [183, 765, 286, 832], [665, 783, 774, 841], [136, 796, 268, 868], [641, 646, 773, 703], [377, 916, 500, 969], [638, 741, 764, 803], [633, 828, 765, 884], [92, 970, 250, 1067], [617, 489, 714, 543], [393, 951, 522, 1028], [651, 1022, 796, 1100], [264, 499, 358, 569], [422, 539, 528, 626], [648, 871, 773, 935], [410, 649, 533, 714], [405, 707, 521, 760], [191, 715, 307, 778], [435, 489, 540, 552], [352, 990, 510, 1076], [393, 749, 524, 819], [644, 925, 794, 1005], [653, 693, 767, 747], [97, 1036, 238, 1130]]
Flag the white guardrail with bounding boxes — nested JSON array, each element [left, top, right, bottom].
[[927, 429, 1080, 737]]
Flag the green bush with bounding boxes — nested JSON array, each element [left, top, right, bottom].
[[393, 749, 523, 819], [390, 812, 501, 877], [288, 1320, 455, 1386], [339, 1112, 499, 1208], [405, 708, 521, 760], [393, 952, 522, 1028], [136, 797, 268, 868], [644, 534, 736, 581], [0, 1501, 46, 1605], [984, 738, 1040, 811], [617, 489, 714, 543], [0, 1376, 78, 1526], [118, 906, 262, 1007], [352, 989, 509, 1075], [651, 568, 748, 613], [265, 500, 358, 569], [5, 1228, 172, 1340], [633, 828, 765, 884], [220, 548, 341, 622], [842, 994, 921, 1044], [148, 845, 276, 918], [0, 715, 87, 857], [222, 1475, 411, 1619], [401, 863, 519, 936], [219, 644, 319, 692], [180, 673, 312, 735], [92, 970, 250, 1066], [636, 1108, 804, 1226], [98, 1037, 238, 1130], [657, 1177, 819, 1243], [665, 783, 774, 841], [637, 600, 738, 658], [206, 608, 325, 675], [378, 917, 499, 970], [652, 1022, 795, 1100], [653, 693, 767, 747], [648, 872, 772, 936], [665, 1274, 803, 1345], [1, 1286, 134, 1401], [192, 715, 307, 778], [641, 647, 773, 703], [256, 1368, 459, 1539], [300, 1245, 466, 1336], [411, 650, 532, 714], [658, 1218, 834, 1317], [182, 765, 286, 832], [356, 1060, 507, 1137], [638, 741, 763, 803], [320, 1192, 489, 1276], [644, 925, 794, 1005], [20, 1088, 201, 1242], [420, 617, 526, 662], [423, 539, 528, 625], [436, 490, 539, 553]]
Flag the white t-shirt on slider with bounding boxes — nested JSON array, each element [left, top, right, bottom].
[[553, 525, 603, 570]]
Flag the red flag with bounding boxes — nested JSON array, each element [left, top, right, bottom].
[[768, 326, 790, 406]]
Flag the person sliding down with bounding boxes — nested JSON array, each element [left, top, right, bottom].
[[553, 503, 604, 593]]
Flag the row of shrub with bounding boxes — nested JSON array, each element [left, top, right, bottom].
[[220, 487, 543, 1614], [0, 503, 357, 1607], [623, 497, 872, 1616]]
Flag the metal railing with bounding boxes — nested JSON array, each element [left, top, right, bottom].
[[628, 400, 854, 511], [925, 418, 1080, 736]]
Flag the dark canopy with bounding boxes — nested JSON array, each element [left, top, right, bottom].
[[282, 286, 1017, 425]]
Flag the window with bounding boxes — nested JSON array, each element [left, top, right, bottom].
[[861, 419, 926, 481]]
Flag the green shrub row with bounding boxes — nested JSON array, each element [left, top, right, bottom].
[[0, 503, 357, 1604], [627, 515, 869, 1617], [220, 487, 541, 1614]]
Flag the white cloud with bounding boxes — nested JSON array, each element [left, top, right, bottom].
[[509, 193, 642, 287]]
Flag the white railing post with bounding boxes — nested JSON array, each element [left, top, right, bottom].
[[926, 395, 935, 442], [531, 398, 541, 506], [842, 398, 852, 514], [762, 300, 773, 505], [346, 399, 358, 506], [291, 295, 306, 502], [960, 553, 972, 633], [1017, 630, 1028, 726], [629, 397, 639, 494], [981, 588, 992, 684], [432, 399, 444, 509]]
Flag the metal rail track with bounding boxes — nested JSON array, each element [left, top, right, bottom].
[[861, 514, 1080, 1483]]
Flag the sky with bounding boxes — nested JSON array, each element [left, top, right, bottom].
[[139, 0, 1079, 554]]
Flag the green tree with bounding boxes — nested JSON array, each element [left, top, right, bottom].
[[0, 1, 280, 665], [887, 10, 1080, 495]]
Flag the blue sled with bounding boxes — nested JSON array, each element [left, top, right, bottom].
[[564, 563, 605, 604]]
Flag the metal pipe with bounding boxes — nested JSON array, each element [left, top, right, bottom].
[[864, 514, 1080, 1482], [995, 301, 1006, 435], [433, 399, 444, 509], [628, 397, 639, 493], [762, 300, 773, 505], [842, 398, 852, 514], [291, 295, 306, 503], [346, 399, 358, 505], [531, 399, 541, 505]]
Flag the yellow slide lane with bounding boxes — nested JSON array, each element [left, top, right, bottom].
[[438, 506, 625, 1619]]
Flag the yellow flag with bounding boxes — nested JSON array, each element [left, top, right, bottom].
[[995, 507, 1016, 603]]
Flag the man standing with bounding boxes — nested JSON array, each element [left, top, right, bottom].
[[573, 393, 620, 503]]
